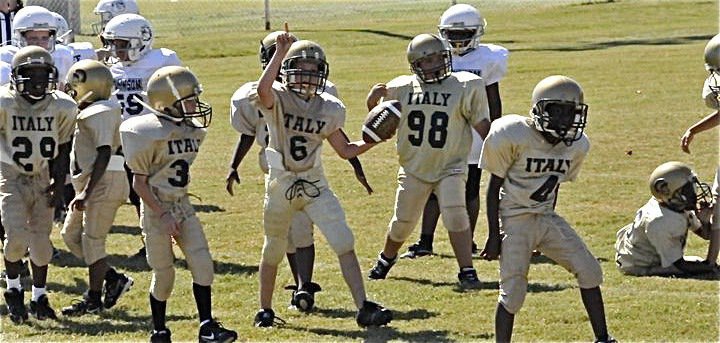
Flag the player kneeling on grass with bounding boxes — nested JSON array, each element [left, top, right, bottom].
[[1, 46, 77, 324], [251, 27, 392, 328], [120, 66, 237, 343], [59, 60, 134, 316], [479, 75, 614, 343], [615, 161, 719, 277]]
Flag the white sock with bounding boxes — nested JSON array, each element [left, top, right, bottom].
[[6, 276, 20, 291], [31, 286, 46, 301]]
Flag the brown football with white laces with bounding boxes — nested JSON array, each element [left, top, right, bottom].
[[362, 100, 402, 143]]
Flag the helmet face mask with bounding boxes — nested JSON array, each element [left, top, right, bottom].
[[11, 46, 58, 101], [281, 40, 329, 98], [101, 14, 153, 64], [650, 162, 713, 212], [13, 6, 58, 52], [407, 34, 452, 84], [532, 99, 588, 146], [437, 4, 486, 54]]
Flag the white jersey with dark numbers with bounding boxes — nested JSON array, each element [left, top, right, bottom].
[[120, 114, 205, 200], [71, 100, 123, 187], [249, 83, 345, 173], [480, 114, 589, 217], [0, 85, 77, 175], [615, 197, 702, 268], [230, 80, 338, 173], [383, 71, 489, 183], [453, 43, 509, 165], [68, 42, 98, 62], [0, 60, 9, 86], [0, 44, 75, 83], [109, 48, 182, 120]]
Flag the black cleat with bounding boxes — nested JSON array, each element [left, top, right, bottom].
[[368, 253, 397, 280], [3, 288, 28, 324], [458, 268, 481, 290], [254, 308, 285, 327], [29, 294, 58, 320], [356, 300, 392, 327], [471, 241, 480, 258], [291, 282, 322, 313], [595, 335, 617, 343], [104, 273, 133, 309], [199, 319, 238, 343], [150, 328, 171, 343], [61, 293, 102, 316], [400, 242, 433, 259]]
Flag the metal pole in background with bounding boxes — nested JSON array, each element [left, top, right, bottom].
[[265, 0, 271, 30]]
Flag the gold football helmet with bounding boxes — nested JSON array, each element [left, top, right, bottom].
[[11, 45, 58, 100], [65, 60, 113, 104], [649, 161, 713, 212], [407, 33, 452, 83], [281, 40, 329, 97], [259, 31, 299, 70], [146, 66, 212, 128], [531, 75, 588, 146], [704, 34, 720, 107]]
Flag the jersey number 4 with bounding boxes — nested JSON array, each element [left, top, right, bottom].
[[407, 110, 448, 148], [12, 136, 56, 172]]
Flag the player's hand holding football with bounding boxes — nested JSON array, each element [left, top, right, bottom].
[[366, 83, 387, 110], [480, 234, 501, 260], [225, 168, 240, 196], [160, 211, 181, 237]]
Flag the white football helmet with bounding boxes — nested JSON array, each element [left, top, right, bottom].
[[704, 33, 720, 105], [101, 13, 154, 63], [12, 6, 58, 52], [438, 4, 486, 55], [531, 75, 588, 146], [51, 12, 72, 45], [92, 0, 140, 35]]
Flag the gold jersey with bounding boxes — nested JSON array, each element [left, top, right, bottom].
[[120, 114, 206, 201], [71, 100, 123, 187], [384, 72, 489, 183], [0, 85, 77, 175], [480, 114, 589, 217]]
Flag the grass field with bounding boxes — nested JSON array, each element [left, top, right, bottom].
[[2, 0, 720, 341]]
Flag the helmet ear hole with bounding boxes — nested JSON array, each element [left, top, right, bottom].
[[652, 178, 670, 198]]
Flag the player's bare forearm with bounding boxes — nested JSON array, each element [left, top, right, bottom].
[[481, 174, 504, 260], [486, 82, 502, 122], [229, 135, 255, 171], [51, 142, 71, 185], [258, 29, 293, 109], [681, 110, 720, 153], [132, 174, 165, 215], [673, 258, 718, 275], [327, 129, 376, 159], [473, 119, 491, 140], [82, 146, 112, 197]]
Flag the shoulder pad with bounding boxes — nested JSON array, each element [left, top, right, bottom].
[[120, 114, 171, 140], [386, 75, 415, 88], [231, 81, 258, 101], [452, 71, 483, 82], [51, 91, 78, 108], [324, 79, 339, 98], [69, 42, 95, 50], [77, 100, 121, 120]]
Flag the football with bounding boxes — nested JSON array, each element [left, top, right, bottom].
[[362, 100, 402, 143]]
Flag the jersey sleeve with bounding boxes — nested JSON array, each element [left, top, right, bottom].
[[249, 82, 284, 122], [120, 129, 154, 175], [56, 96, 78, 145], [161, 49, 183, 67], [230, 83, 260, 136], [85, 111, 119, 148], [645, 216, 685, 268], [479, 122, 515, 178], [565, 136, 590, 182], [483, 44, 509, 85], [322, 96, 346, 138], [464, 76, 490, 125]]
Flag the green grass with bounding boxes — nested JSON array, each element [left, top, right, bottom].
[[2, 0, 720, 341]]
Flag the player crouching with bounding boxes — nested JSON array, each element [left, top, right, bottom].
[[120, 66, 237, 343]]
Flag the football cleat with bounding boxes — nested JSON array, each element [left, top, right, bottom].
[[3, 288, 28, 324], [368, 253, 397, 280], [29, 294, 58, 320], [198, 319, 238, 343], [356, 300, 392, 327], [400, 242, 433, 259], [104, 273, 134, 309], [150, 328, 171, 343], [61, 294, 103, 316], [594, 336, 617, 343], [458, 268, 482, 290], [291, 282, 322, 313], [253, 308, 285, 327]]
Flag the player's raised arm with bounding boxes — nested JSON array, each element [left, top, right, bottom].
[[257, 24, 293, 109]]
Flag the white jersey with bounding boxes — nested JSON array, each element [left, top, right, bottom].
[[480, 114, 589, 217], [68, 42, 98, 62], [0, 60, 9, 86], [109, 48, 182, 120], [0, 44, 75, 83], [230, 80, 338, 174], [453, 43, 509, 165], [615, 197, 702, 269]]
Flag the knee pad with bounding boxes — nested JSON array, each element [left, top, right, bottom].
[[28, 232, 53, 266], [3, 237, 28, 263], [61, 230, 84, 260], [325, 225, 355, 256], [262, 235, 288, 266], [187, 247, 214, 286], [576, 256, 604, 288], [388, 218, 415, 243], [81, 233, 107, 266], [441, 206, 470, 232], [150, 266, 175, 301], [498, 275, 528, 314]]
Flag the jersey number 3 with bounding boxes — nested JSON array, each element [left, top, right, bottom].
[[168, 160, 189, 187], [12, 136, 56, 172]]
